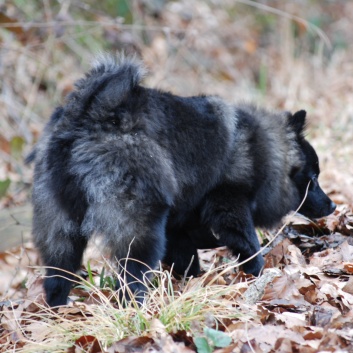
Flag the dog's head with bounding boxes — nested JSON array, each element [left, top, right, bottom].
[[288, 110, 336, 219]]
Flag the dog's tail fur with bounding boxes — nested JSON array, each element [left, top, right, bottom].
[[65, 53, 146, 122], [25, 54, 146, 165]]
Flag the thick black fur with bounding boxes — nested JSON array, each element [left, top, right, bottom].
[[28, 55, 336, 306]]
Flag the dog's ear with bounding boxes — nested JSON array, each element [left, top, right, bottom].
[[289, 110, 306, 136]]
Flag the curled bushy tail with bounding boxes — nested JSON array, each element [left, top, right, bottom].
[[26, 54, 146, 164], [65, 54, 146, 121]]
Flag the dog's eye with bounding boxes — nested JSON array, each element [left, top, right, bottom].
[[309, 175, 319, 189], [311, 175, 318, 184]]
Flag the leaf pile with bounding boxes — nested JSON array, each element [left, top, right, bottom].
[[0, 206, 352, 352]]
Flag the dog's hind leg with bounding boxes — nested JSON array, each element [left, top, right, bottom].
[[116, 204, 170, 302], [82, 199, 170, 302], [44, 234, 87, 307], [33, 209, 88, 307], [201, 184, 264, 276]]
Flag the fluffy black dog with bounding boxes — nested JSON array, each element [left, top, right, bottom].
[[28, 55, 336, 306]]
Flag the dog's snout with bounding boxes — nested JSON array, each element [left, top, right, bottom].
[[329, 200, 337, 213]]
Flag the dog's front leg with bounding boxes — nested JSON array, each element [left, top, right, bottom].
[[200, 185, 264, 276]]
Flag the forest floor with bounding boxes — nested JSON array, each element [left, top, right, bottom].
[[0, 1, 353, 352]]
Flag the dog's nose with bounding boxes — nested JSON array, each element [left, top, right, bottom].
[[330, 201, 336, 213]]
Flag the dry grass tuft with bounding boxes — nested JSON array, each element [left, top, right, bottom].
[[1, 261, 257, 352]]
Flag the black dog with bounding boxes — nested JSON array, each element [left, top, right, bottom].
[[28, 55, 336, 306]]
